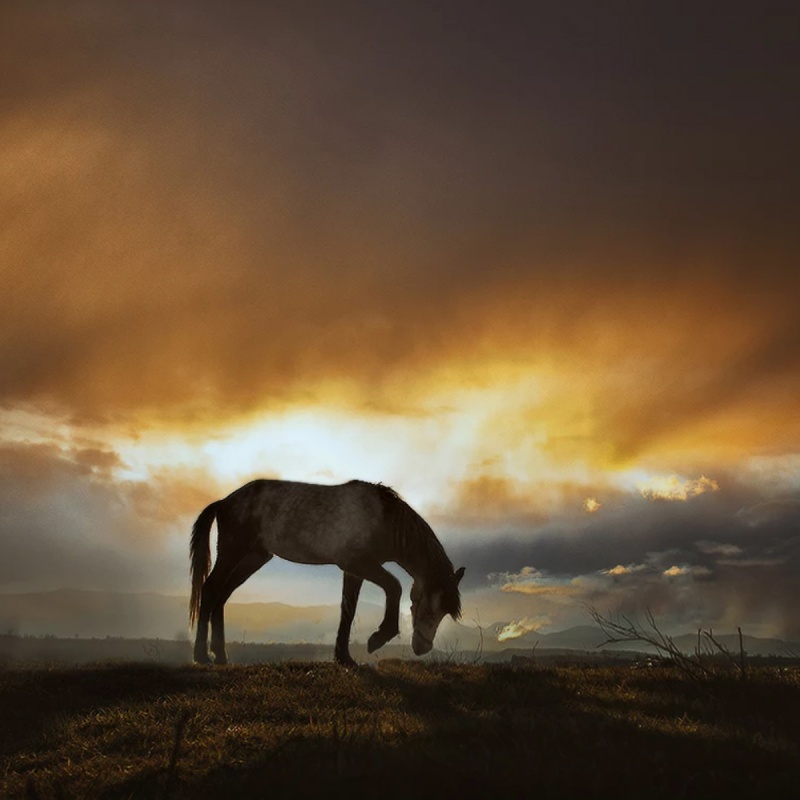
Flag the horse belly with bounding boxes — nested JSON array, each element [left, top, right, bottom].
[[262, 532, 341, 565], [260, 527, 373, 565]]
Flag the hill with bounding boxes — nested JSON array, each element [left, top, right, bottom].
[[2, 660, 799, 798], [0, 589, 383, 643]]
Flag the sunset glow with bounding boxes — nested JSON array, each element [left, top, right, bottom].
[[636, 475, 720, 502], [2, 1, 799, 643]]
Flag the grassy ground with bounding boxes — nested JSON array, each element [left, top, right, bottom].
[[2, 660, 799, 799]]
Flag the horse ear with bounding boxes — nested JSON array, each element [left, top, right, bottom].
[[454, 566, 465, 585]]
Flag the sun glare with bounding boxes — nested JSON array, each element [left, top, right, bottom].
[[0, 365, 626, 527], [3, 367, 736, 527], [103, 373, 560, 510]]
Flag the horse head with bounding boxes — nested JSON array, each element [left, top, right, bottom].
[[410, 566, 465, 655]]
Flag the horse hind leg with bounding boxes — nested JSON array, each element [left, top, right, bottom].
[[193, 564, 229, 664], [193, 546, 261, 664], [210, 549, 272, 665]]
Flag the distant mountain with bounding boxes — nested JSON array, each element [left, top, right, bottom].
[[529, 625, 611, 650], [435, 617, 800, 657], [2, 591, 797, 659], [507, 626, 800, 657], [670, 631, 799, 658], [0, 589, 383, 643]]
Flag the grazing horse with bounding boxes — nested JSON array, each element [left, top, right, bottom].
[[189, 479, 464, 666]]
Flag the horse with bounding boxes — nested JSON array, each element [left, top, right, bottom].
[[189, 479, 465, 666]]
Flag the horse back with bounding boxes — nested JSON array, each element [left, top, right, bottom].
[[216, 479, 394, 566]]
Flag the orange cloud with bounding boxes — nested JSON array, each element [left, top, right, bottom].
[[491, 568, 582, 598], [663, 565, 711, 578], [638, 475, 719, 501], [122, 468, 223, 527], [3, 4, 800, 508], [501, 584, 581, 597], [602, 564, 647, 577], [450, 475, 541, 520]]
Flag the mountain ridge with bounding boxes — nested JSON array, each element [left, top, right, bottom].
[[2, 590, 797, 655]]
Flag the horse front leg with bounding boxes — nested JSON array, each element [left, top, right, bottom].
[[342, 562, 402, 654], [334, 571, 364, 667]]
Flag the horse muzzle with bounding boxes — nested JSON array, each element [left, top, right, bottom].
[[412, 632, 433, 656]]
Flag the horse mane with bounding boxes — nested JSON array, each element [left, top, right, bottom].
[[366, 481, 462, 619]]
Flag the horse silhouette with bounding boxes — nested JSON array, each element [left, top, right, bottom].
[[190, 479, 464, 666]]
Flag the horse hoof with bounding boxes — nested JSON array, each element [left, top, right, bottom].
[[335, 655, 358, 668], [193, 653, 211, 665], [368, 628, 397, 653]]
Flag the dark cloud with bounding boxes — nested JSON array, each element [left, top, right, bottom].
[[604, 319, 800, 461], [1, 1, 798, 439], [0, 442, 189, 592], [446, 480, 800, 637]]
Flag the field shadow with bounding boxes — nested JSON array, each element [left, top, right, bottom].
[[4, 661, 800, 799], [175, 663, 800, 798], [0, 662, 205, 760], [584, 668, 800, 744]]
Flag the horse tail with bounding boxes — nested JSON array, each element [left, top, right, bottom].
[[189, 501, 220, 627]]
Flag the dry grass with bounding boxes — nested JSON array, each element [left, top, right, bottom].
[[2, 660, 799, 798]]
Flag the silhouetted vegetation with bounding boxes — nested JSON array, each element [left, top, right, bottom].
[[2, 659, 799, 798], [588, 606, 755, 682]]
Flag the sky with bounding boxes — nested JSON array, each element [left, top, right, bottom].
[[2, 1, 799, 642]]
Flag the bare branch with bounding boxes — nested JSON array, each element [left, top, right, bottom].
[[586, 605, 715, 682]]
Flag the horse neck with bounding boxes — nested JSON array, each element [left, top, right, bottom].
[[393, 527, 449, 588], [386, 494, 451, 585], [394, 549, 431, 585]]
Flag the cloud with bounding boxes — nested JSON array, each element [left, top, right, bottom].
[[736, 500, 800, 528], [638, 475, 719, 502], [602, 564, 647, 577], [663, 565, 712, 578], [0, 441, 202, 593], [451, 475, 800, 637], [501, 584, 581, 598], [122, 468, 221, 527], [496, 616, 550, 642], [451, 476, 542, 521], [0, 1, 798, 468], [489, 567, 580, 599], [696, 541, 744, 558]]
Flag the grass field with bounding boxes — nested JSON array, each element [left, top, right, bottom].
[[2, 659, 799, 799]]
